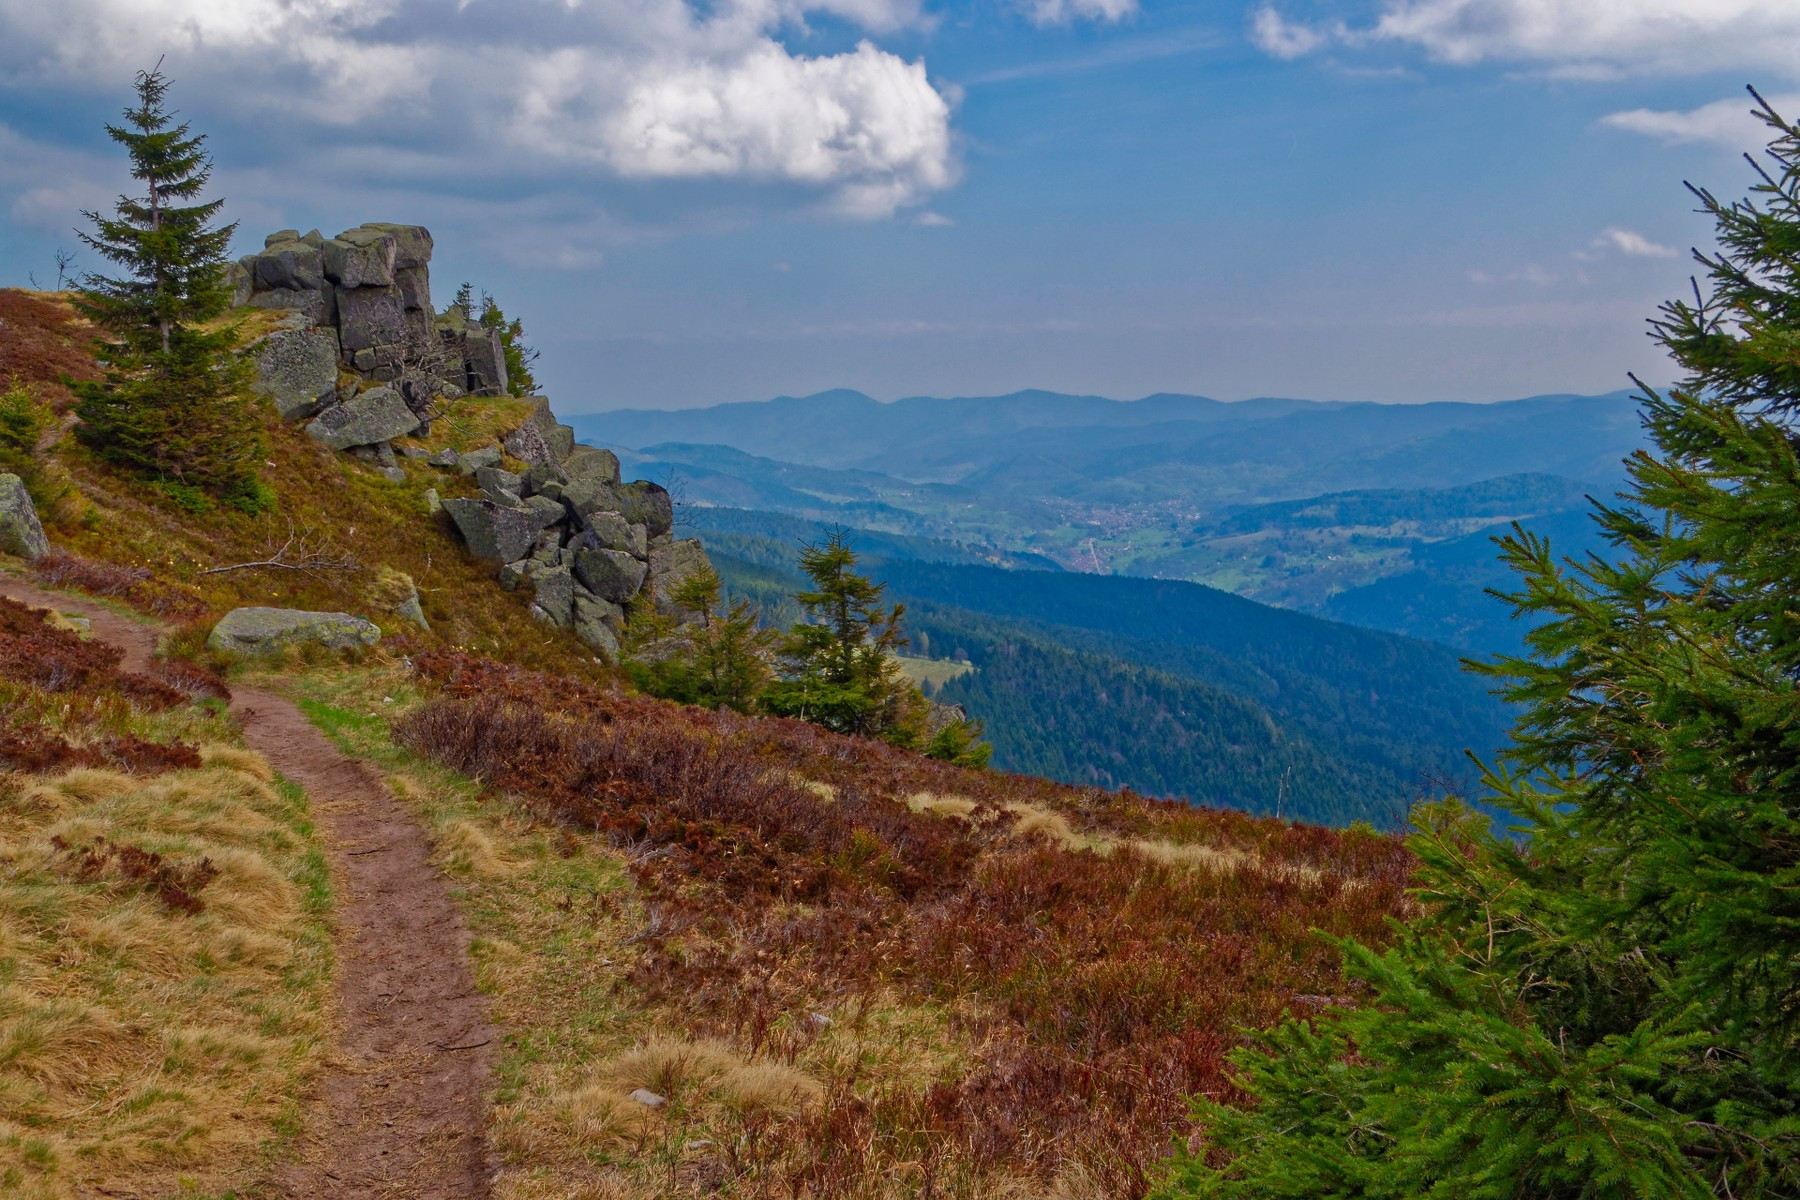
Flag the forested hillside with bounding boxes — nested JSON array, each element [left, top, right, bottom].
[[701, 519, 1511, 826]]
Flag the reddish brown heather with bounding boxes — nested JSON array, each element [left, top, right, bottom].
[[0, 595, 205, 774], [397, 651, 1415, 1195], [32, 552, 206, 619], [0, 289, 100, 408]]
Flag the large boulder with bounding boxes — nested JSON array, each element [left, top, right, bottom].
[[251, 327, 340, 421], [613, 481, 673, 539], [649, 538, 711, 619], [442, 497, 541, 563], [564, 445, 620, 486], [304, 386, 420, 449], [323, 228, 398, 289], [357, 222, 433, 270], [0, 474, 49, 561], [583, 511, 644, 557], [336, 284, 409, 353], [251, 239, 325, 292], [572, 546, 648, 604], [206, 607, 380, 656], [394, 265, 431, 313]]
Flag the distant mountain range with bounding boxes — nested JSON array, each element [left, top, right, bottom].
[[573, 387, 1643, 657]]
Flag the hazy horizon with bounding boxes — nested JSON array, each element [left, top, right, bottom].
[[4, 2, 1793, 410]]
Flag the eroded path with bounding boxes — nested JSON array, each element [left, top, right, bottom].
[[0, 579, 495, 1199]]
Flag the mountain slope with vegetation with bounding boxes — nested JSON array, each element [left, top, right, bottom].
[[699, 524, 1511, 825]]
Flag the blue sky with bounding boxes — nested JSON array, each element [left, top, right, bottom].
[[1, 1, 1795, 411]]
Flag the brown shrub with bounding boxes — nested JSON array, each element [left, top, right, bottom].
[[392, 655, 1416, 1196], [32, 552, 205, 619], [51, 833, 219, 914], [0, 595, 189, 708]]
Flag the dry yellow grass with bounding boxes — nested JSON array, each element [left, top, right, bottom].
[[0, 754, 330, 1199], [906, 790, 977, 818], [906, 791, 1303, 881]]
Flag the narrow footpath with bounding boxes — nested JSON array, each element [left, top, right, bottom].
[[0, 578, 495, 1199]]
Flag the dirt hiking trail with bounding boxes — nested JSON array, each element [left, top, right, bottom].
[[0, 579, 495, 1199]]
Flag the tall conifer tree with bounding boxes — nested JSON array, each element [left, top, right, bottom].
[[73, 63, 266, 509], [1157, 88, 1800, 1200]]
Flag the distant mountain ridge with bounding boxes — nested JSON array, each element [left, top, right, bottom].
[[576, 387, 1644, 661], [573, 387, 1643, 497]]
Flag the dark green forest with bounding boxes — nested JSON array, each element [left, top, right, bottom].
[[702, 523, 1511, 826]]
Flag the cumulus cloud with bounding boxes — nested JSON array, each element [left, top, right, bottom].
[[1249, 0, 1800, 77], [1249, 7, 1330, 60], [1602, 93, 1800, 148], [0, 0, 956, 219], [1019, 0, 1137, 28], [1592, 227, 1677, 259]]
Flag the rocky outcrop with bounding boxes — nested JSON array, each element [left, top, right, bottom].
[[0, 474, 49, 561], [206, 607, 381, 655], [427, 398, 711, 659], [232, 220, 717, 662]]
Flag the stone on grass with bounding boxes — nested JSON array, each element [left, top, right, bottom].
[[206, 608, 380, 656], [0, 474, 49, 561], [442, 497, 541, 564], [304, 386, 420, 450], [456, 446, 502, 475]]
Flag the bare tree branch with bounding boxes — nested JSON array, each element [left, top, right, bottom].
[[199, 521, 360, 577]]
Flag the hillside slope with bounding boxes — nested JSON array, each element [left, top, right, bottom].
[[2, 285, 1417, 1199], [698, 517, 1511, 825]]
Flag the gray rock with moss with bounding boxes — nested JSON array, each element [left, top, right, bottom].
[[252, 327, 340, 421], [442, 497, 541, 563], [0, 474, 49, 561], [304, 386, 420, 449], [572, 546, 647, 604], [206, 608, 380, 655]]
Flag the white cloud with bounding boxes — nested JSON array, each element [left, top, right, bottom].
[[1250, 0, 1800, 77], [1593, 227, 1677, 259], [1250, 7, 1329, 60], [1019, 0, 1136, 28], [0, 0, 956, 218], [915, 210, 953, 226], [1602, 93, 1800, 148]]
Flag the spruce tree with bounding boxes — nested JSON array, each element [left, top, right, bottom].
[[73, 64, 266, 510], [763, 529, 929, 744], [625, 567, 776, 713], [1157, 88, 1800, 1200]]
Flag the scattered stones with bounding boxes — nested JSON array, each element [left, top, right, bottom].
[[0, 474, 49, 561], [233, 218, 719, 653], [206, 607, 381, 656], [628, 1089, 667, 1110]]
